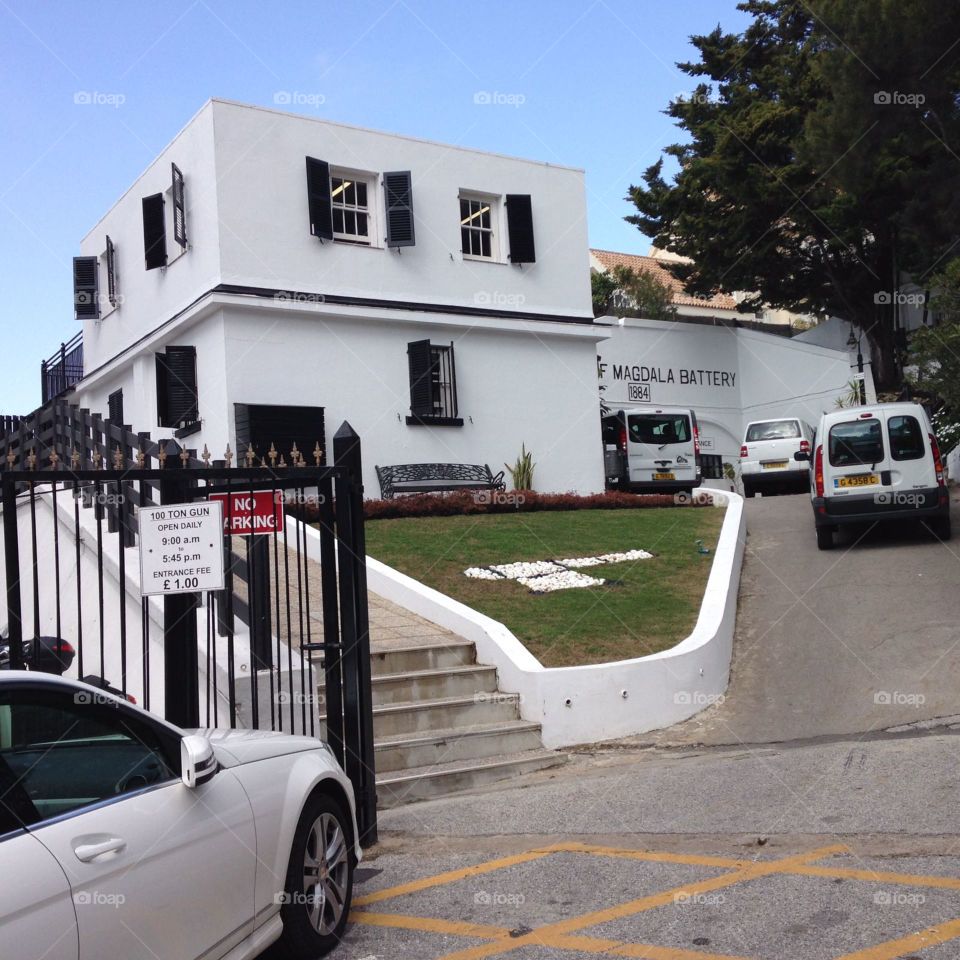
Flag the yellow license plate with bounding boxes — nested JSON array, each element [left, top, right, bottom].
[[762, 461, 789, 470], [653, 472, 675, 480], [836, 473, 879, 488]]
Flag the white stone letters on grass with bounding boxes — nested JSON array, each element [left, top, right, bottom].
[[464, 549, 653, 594]]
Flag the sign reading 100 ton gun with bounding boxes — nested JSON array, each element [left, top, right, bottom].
[[138, 501, 225, 596]]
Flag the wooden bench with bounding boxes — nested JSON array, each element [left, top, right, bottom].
[[375, 463, 506, 500]]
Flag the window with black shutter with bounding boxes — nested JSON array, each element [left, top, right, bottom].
[[505, 194, 535, 264], [406, 340, 461, 426], [108, 389, 124, 426], [105, 236, 118, 307], [234, 404, 325, 465], [384, 170, 415, 247], [305, 157, 333, 240], [171, 163, 187, 248], [142, 193, 167, 270], [73, 256, 100, 320], [156, 345, 198, 428]]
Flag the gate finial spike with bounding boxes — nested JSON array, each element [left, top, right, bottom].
[[49, 449, 59, 469], [26, 448, 37, 470], [278, 453, 287, 468], [313, 442, 323, 466], [179, 447, 190, 467], [6, 448, 16, 470], [112, 445, 124, 470], [157, 446, 167, 469], [245, 443, 255, 468], [135, 446, 145, 469], [70, 448, 81, 470], [201, 444, 211, 466], [268, 443, 278, 467], [290, 442, 301, 466], [224, 443, 233, 467]]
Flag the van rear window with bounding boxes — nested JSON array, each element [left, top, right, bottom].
[[888, 415, 925, 461], [746, 420, 800, 441], [829, 419, 884, 467], [628, 414, 691, 445]]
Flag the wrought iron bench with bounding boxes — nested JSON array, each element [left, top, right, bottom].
[[375, 462, 505, 500]]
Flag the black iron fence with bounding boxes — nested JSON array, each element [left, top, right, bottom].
[[0, 400, 377, 843], [41, 332, 84, 403]]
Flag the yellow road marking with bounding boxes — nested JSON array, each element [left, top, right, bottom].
[[833, 915, 960, 959], [432, 845, 848, 960], [540, 933, 752, 959], [555, 842, 749, 871], [350, 911, 512, 940], [795, 863, 960, 890], [352, 845, 563, 907]]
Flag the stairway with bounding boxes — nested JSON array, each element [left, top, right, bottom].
[[368, 638, 565, 807]]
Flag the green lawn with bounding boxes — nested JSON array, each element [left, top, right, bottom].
[[364, 507, 724, 667]]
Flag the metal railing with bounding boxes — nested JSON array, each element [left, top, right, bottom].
[[41, 331, 84, 403]]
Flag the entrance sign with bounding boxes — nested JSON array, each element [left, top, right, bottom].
[[139, 501, 225, 596], [209, 491, 285, 535]]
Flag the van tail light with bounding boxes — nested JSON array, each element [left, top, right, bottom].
[[799, 439, 810, 453], [693, 423, 701, 462], [814, 444, 825, 497], [930, 433, 946, 486], [740, 444, 748, 459], [618, 425, 627, 453]]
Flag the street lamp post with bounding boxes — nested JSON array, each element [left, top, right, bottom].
[[847, 326, 867, 405]]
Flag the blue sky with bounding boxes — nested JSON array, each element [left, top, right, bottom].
[[0, 0, 750, 413]]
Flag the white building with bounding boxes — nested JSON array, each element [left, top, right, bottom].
[[58, 99, 607, 495]]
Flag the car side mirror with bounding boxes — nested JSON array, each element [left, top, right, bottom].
[[794, 450, 810, 461], [181, 734, 218, 788]]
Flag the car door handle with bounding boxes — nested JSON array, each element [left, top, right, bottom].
[[74, 838, 127, 862]]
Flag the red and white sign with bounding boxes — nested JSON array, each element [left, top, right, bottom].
[[209, 491, 285, 535]]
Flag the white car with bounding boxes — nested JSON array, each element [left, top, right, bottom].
[[0, 671, 359, 960], [800, 402, 951, 549], [739, 417, 814, 497]]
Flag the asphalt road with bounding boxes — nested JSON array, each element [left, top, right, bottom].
[[651, 490, 960, 747]]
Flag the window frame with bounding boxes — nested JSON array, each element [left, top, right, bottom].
[[459, 191, 501, 262], [828, 417, 885, 467], [627, 413, 692, 445], [888, 415, 927, 462], [406, 340, 463, 427], [329, 167, 377, 246]]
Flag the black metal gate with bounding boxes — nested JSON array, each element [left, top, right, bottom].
[[0, 401, 377, 843]]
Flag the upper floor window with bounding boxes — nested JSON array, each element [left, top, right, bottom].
[[460, 193, 497, 260], [331, 176, 371, 244]]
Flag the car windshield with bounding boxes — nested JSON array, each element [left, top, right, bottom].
[[628, 414, 691, 445], [829, 418, 884, 467], [746, 420, 801, 441]]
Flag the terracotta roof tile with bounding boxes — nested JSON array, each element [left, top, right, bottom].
[[591, 249, 739, 311]]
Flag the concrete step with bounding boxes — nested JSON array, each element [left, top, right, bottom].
[[370, 665, 498, 707], [369, 692, 521, 738], [377, 749, 568, 807], [375, 720, 545, 773], [370, 641, 475, 677]]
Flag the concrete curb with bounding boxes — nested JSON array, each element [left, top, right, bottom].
[[362, 493, 747, 748]]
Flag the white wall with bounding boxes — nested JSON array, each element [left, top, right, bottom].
[[597, 317, 870, 464], [211, 99, 592, 320], [79, 102, 222, 374]]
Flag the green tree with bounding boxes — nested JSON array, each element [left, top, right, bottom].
[[592, 265, 678, 321], [626, 0, 960, 389]]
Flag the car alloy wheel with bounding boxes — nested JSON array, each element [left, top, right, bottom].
[[302, 811, 350, 935]]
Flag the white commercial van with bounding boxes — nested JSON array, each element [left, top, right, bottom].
[[740, 417, 815, 497], [799, 402, 951, 549], [602, 406, 702, 493]]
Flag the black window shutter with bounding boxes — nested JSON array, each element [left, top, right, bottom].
[[105, 235, 118, 307], [171, 163, 187, 248], [407, 340, 436, 417], [73, 256, 100, 320], [108, 389, 124, 425], [505, 194, 536, 264], [384, 170, 415, 247], [157, 346, 198, 427], [305, 157, 333, 240], [142, 193, 167, 270]]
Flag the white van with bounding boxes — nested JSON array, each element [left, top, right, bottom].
[[602, 406, 702, 492], [800, 402, 951, 549], [740, 417, 815, 497]]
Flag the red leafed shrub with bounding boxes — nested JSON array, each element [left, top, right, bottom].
[[359, 489, 714, 521]]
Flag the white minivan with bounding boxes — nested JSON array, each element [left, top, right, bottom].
[[799, 402, 951, 549], [602, 406, 702, 492], [740, 417, 815, 497]]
